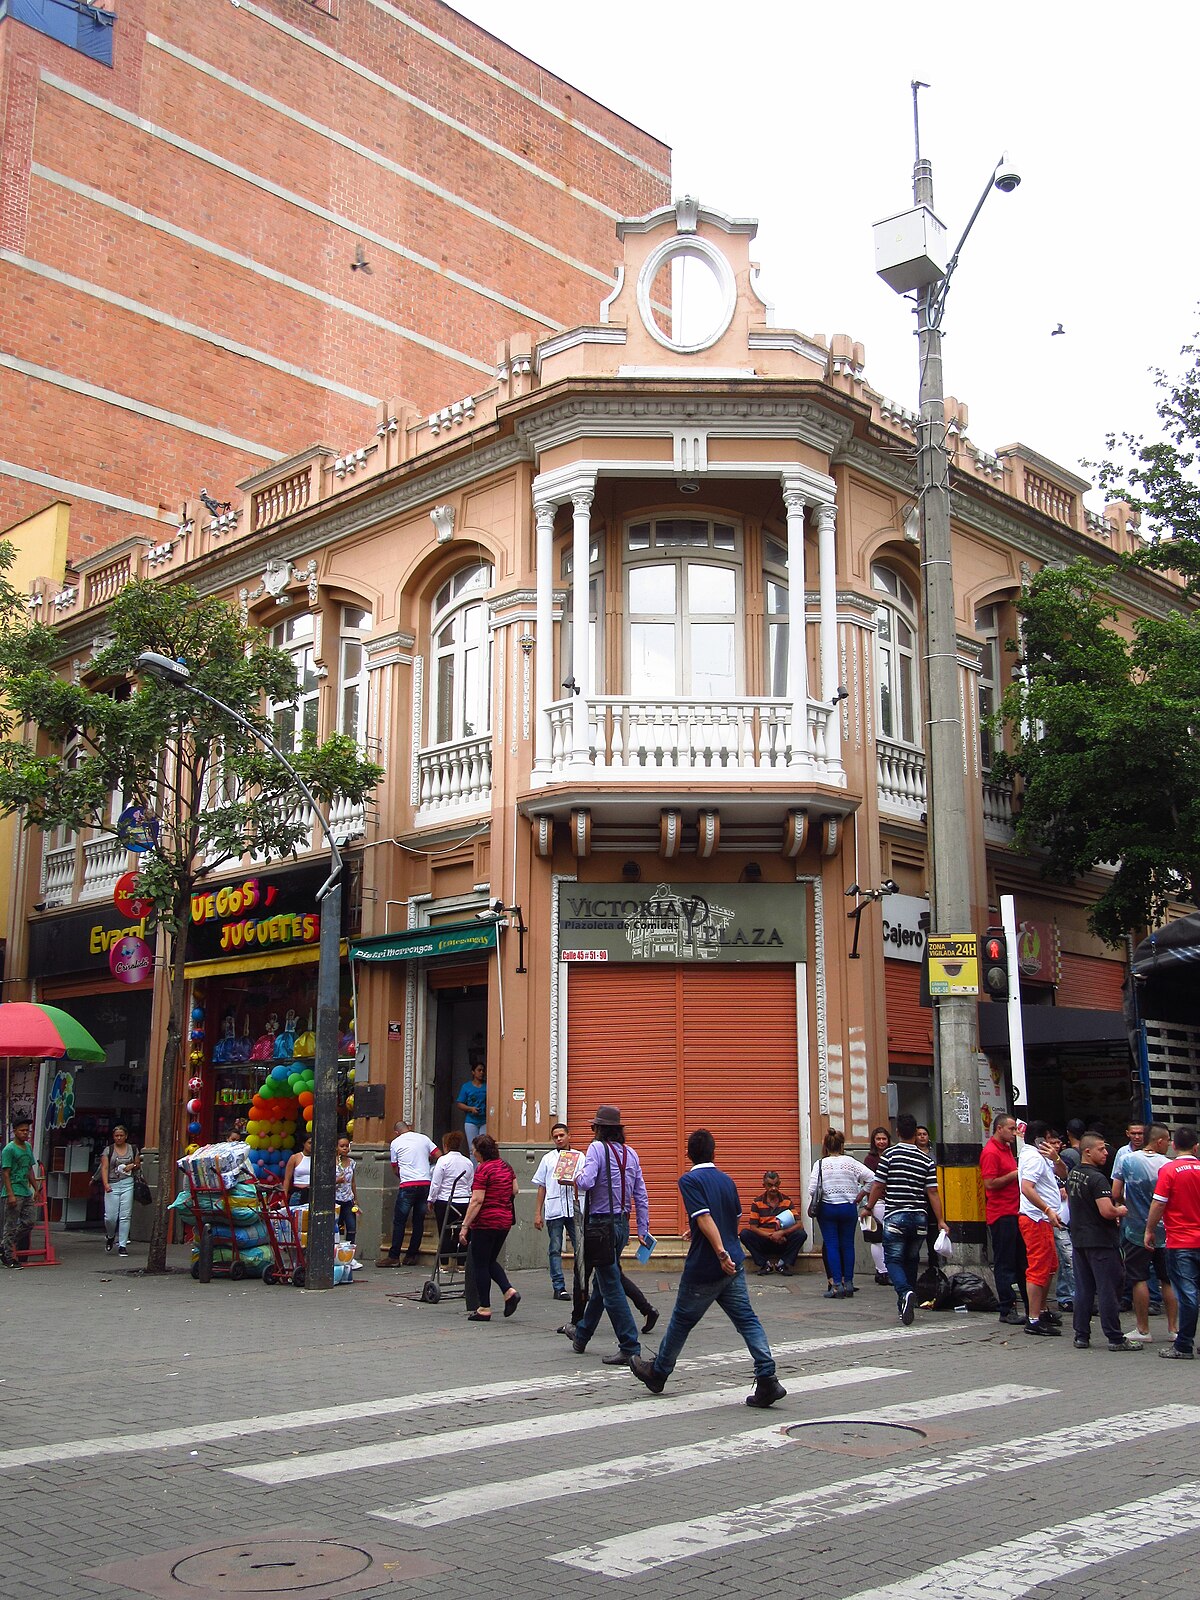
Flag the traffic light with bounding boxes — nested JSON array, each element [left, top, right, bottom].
[[982, 929, 1010, 1000]]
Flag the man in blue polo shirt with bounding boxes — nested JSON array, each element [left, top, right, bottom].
[[630, 1128, 786, 1408]]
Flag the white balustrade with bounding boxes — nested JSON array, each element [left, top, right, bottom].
[[41, 844, 76, 901], [328, 791, 367, 843], [982, 776, 1015, 840], [417, 735, 492, 815], [876, 737, 926, 818], [80, 835, 130, 901], [544, 697, 841, 779]]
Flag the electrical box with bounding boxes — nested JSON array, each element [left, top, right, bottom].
[[873, 205, 948, 293]]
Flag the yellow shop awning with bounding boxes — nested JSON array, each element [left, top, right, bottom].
[[184, 940, 348, 979]]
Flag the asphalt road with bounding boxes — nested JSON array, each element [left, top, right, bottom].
[[1, 1235, 1195, 1599]]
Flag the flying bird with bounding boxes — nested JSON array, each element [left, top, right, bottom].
[[1051, 323, 1065, 336], [199, 488, 231, 516], [350, 243, 372, 274]]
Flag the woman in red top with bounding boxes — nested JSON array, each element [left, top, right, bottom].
[[458, 1134, 520, 1321]]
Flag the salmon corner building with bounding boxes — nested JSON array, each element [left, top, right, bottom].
[[7, 198, 1186, 1254]]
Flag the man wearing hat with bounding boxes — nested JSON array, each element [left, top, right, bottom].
[[739, 1169, 807, 1275], [570, 1105, 651, 1366], [2, 1114, 42, 1268]]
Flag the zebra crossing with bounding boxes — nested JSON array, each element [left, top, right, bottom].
[[11, 1319, 1200, 1599]]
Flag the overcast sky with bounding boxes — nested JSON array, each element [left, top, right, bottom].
[[453, 1, 1196, 508]]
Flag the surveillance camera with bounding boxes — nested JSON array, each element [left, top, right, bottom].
[[994, 166, 1021, 194]]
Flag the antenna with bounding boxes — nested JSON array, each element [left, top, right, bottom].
[[911, 79, 930, 165]]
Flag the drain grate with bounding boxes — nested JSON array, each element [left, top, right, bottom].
[[171, 1540, 373, 1593]]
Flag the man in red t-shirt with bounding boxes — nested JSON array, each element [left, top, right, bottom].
[[1145, 1125, 1200, 1361], [979, 1114, 1028, 1325]]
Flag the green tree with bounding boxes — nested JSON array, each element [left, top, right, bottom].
[[0, 579, 383, 1271], [994, 560, 1200, 946], [1097, 336, 1200, 592]]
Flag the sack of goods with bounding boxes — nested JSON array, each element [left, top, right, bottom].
[[189, 1240, 275, 1273], [178, 1142, 255, 1189]]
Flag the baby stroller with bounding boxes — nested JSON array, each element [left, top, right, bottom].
[[419, 1172, 473, 1305]]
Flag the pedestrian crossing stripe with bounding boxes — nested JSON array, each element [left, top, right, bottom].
[[372, 1383, 1054, 1530], [0, 1322, 947, 1474], [228, 1366, 908, 1486], [549, 1403, 1200, 1576], [840, 1481, 1200, 1599]]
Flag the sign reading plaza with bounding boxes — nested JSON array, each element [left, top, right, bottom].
[[558, 883, 806, 964]]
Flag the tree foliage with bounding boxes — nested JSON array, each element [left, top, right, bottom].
[[1097, 336, 1200, 592], [994, 560, 1200, 946], [0, 578, 383, 1269]]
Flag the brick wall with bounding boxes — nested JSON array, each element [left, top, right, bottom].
[[0, 0, 671, 563]]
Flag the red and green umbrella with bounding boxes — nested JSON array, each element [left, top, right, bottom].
[[0, 1002, 105, 1062]]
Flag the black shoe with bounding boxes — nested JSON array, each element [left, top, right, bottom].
[[746, 1376, 787, 1409], [104, 1235, 115, 1254], [998, 1309, 1025, 1325], [630, 1354, 666, 1394], [779, 1266, 797, 1277], [1108, 1339, 1145, 1352], [756, 1266, 773, 1276], [642, 1307, 659, 1335], [503, 1291, 521, 1318], [571, 1338, 589, 1355], [874, 1271, 891, 1286], [1025, 1319, 1060, 1337], [1040, 1309, 1063, 1326], [900, 1290, 915, 1326], [1073, 1337, 1090, 1349], [1159, 1345, 1195, 1360], [553, 1289, 571, 1301], [557, 1323, 577, 1340], [1057, 1301, 1074, 1312], [602, 1351, 633, 1366]]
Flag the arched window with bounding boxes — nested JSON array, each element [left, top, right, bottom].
[[872, 564, 919, 744], [270, 611, 319, 754], [431, 561, 493, 744], [338, 604, 373, 747], [975, 602, 1000, 770], [625, 518, 740, 697], [560, 534, 603, 690]]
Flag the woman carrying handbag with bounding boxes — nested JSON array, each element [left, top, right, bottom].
[[809, 1128, 875, 1298], [101, 1125, 141, 1257]]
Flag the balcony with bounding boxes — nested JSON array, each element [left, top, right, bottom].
[[543, 696, 840, 780], [416, 735, 493, 820], [876, 737, 926, 820], [982, 775, 1016, 843]]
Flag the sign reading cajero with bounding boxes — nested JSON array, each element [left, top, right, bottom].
[[558, 883, 806, 964]]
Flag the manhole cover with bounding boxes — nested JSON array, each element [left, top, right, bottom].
[[784, 1420, 926, 1457], [171, 1540, 373, 1592]]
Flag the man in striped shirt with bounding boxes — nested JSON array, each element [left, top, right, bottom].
[[739, 1171, 807, 1274], [866, 1113, 945, 1325]]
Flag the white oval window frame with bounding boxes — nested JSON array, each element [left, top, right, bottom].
[[636, 235, 737, 355]]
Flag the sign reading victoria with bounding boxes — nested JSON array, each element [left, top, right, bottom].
[[558, 883, 806, 964]]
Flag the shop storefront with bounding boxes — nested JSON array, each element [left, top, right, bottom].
[[556, 882, 808, 1230], [26, 902, 155, 1226], [184, 865, 356, 1176], [880, 894, 934, 1130]]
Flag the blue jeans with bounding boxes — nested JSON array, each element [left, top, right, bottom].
[[1054, 1225, 1075, 1303], [546, 1214, 578, 1294], [1166, 1247, 1200, 1354], [883, 1209, 926, 1308], [653, 1266, 776, 1380], [389, 1183, 428, 1259], [818, 1201, 859, 1286], [575, 1215, 640, 1356]]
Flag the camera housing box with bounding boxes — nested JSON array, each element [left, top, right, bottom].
[[873, 205, 948, 293]]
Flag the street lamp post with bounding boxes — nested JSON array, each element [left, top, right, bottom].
[[874, 86, 1019, 1241], [136, 651, 343, 1292]]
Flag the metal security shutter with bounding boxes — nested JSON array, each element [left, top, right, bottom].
[[680, 967, 801, 1229], [1057, 952, 1126, 1011], [567, 965, 799, 1234], [885, 960, 934, 1064]]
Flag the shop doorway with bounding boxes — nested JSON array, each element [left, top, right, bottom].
[[426, 968, 488, 1146]]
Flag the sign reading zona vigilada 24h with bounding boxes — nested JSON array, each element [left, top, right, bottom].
[[558, 883, 807, 964]]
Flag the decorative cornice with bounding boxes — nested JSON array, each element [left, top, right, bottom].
[[518, 393, 852, 461]]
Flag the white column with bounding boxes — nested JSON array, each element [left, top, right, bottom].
[[783, 488, 810, 763], [533, 499, 555, 773], [816, 501, 841, 769], [570, 487, 594, 765]]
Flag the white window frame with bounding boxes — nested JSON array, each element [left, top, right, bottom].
[[270, 610, 320, 754], [872, 564, 920, 746], [623, 517, 742, 697], [429, 561, 494, 746], [337, 603, 373, 747]]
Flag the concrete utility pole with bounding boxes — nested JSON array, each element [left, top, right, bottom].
[[875, 84, 1021, 1248]]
